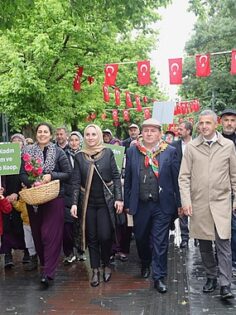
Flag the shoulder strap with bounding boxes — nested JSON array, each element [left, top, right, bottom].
[[93, 163, 113, 196]]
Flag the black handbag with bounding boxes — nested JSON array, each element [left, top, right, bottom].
[[94, 164, 125, 226]]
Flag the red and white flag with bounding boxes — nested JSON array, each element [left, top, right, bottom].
[[143, 96, 148, 103], [168, 58, 182, 84], [231, 49, 236, 75], [103, 84, 110, 102], [123, 109, 130, 122], [125, 91, 133, 108], [137, 60, 151, 85], [104, 64, 119, 86], [112, 109, 119, 122], [144, 108, 151, 119], [196, 54, 211, 77], [87, 76, 94, 84], [135, 95, 142, 112], [73, 66, 83, 91], [114, 88, 121, 106]]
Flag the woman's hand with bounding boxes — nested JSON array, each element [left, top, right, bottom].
[[42, 174, 52, 184], [114, 201, 123, 214], [6, 193, 18, 203], [70, 205, 78, 218]]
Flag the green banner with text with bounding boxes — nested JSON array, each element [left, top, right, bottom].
[[0, 143, 21, 175], [104, 144, 125, 173]]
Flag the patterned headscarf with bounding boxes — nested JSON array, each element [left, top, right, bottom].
[[24, 142, 56, 173], [69, 131, 84, 151], [81, 124, 104, 156]]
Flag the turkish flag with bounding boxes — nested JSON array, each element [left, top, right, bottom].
[[168, 58, 182, 84], [112, 109, 119, 122], [143, 96, 148, 103], [73, 66, 83, 91], [125, 91, 133, 108], [87, 76, 94, 84], [104, 64, 119, 86], [231, 50, 236, 75], [123, 109, 130, 122], [196, 54, 211, 77], [103, 84, 110, 102], [135, 95, 142, 112], [101, 113, 107, 120], [114, 88, 121, 106], [144, 108, 151, 119], [137, 60, 151, 85]]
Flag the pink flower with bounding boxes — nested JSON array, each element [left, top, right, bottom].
[[36, 158, 42, 164], [25, 163, 33, 172], [37, 167, 43, 175], [22, 153, 31, 162]]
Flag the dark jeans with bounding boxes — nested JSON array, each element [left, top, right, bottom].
[[86, 204, 113, 269]]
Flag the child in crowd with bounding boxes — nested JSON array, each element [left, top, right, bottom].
[[0, 187, 12, 248], [13, 194, 38, 271]]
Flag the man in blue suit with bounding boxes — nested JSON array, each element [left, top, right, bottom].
[[124, 118, 181, 293]]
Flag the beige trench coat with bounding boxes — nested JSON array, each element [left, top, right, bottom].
[[178, 132, 236, 240]]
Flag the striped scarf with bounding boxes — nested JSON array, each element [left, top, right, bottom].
[[136, 140, 168, 178]]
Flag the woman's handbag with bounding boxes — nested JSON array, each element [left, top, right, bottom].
[[94, 164, 125, 226]]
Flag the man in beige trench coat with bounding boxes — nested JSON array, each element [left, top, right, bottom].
[[179, 109, 236, 300]]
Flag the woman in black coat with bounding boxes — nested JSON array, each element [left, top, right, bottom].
[[71, 124, 123, 287], [20, 122, 71, 288]]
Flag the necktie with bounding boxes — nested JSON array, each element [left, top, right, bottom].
[[207, 141, 213, 146]]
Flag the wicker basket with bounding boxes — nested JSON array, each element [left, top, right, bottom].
[[19, 180, 60, 206]]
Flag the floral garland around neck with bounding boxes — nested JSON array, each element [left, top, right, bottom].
[[136, 140, 168, 178]]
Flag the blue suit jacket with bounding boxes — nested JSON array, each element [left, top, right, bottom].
[[124, 144, 181, 215]]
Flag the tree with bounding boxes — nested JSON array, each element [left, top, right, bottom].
[[0, 0, 170, 136], [179, 0, 236, 114]]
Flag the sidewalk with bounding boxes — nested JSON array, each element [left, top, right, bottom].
[[0, 228, 235, 314]]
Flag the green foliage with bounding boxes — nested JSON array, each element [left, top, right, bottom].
[[180, 0, 236, 114], [0, 0, 169, 135]]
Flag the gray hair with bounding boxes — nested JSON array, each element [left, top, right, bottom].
[[199, 109, 217, 123]]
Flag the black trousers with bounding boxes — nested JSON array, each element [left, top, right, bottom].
[[86, 204, 113, 269]]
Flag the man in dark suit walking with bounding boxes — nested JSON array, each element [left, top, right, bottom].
[[124, 118, 181, 293], [171, 121, 193, 248]]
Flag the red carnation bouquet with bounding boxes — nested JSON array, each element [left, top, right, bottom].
[[22, 153, 43, 187]]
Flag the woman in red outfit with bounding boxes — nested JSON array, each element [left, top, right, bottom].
[[0, 187, 12, 248]]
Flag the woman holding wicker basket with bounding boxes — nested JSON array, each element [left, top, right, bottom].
[[70, 124, 123, 287], [20, 122, 71, 288]]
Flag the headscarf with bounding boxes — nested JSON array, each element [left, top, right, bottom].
[[10, 133, 26, 146], [81, 124, 104, 156], [69, 131, 84, 151]]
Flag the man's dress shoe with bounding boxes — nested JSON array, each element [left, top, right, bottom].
[[202, 278, 217, 293], [154, 279, 167, 293], [220, 286, 234, 300]]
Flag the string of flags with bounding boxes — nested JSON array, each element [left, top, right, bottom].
[[73, 49, 236, 91], [85, 99, 200, 126]]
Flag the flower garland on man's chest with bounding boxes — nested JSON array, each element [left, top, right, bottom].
[[136, 140, 168, 178]]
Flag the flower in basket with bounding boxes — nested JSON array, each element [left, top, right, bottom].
[[22, 153, 43, 187]]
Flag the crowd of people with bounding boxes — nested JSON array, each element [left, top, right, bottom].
[[0, 108, 235, 301]]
